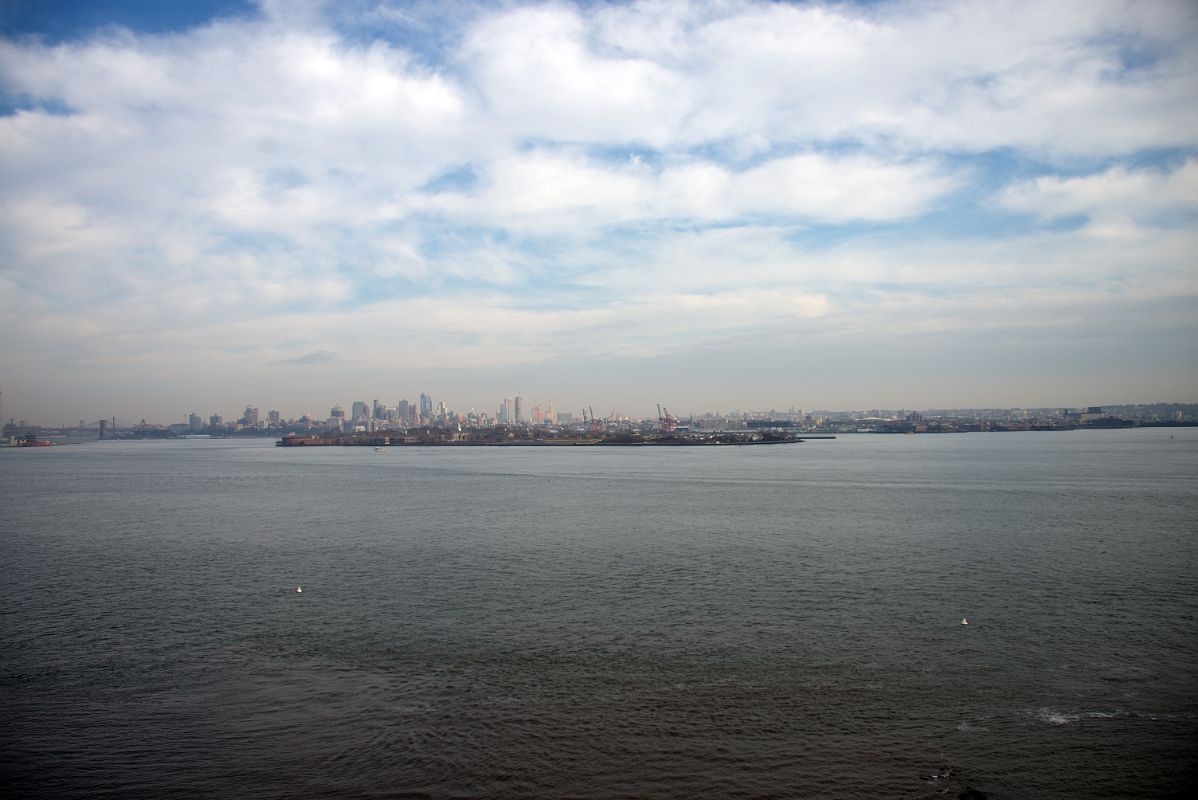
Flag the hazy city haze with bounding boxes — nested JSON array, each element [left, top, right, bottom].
[[2, 0, 1196, 424]]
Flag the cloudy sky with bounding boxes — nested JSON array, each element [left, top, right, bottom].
[[2, 0, 1196, 424]]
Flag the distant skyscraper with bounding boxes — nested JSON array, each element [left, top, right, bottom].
[[188, 412, 202, 430], [268, 410, 281, 425], [419, 393, 432, 422], [209, 413, 222, 427], [351, 400, 368, 421], [241, 406, 259, 426], [514, 396, 523, 423], [372, 399, 385, 420], [330, 405, 344, 419]]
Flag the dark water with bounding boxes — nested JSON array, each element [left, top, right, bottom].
[[2, 429, 1196, 799]]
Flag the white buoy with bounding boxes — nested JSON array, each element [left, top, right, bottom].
[[296, 586, 303, 593], [961, 617, 968, 625]]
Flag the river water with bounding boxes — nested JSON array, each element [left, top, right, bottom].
[[2, 429, 1196, 798]]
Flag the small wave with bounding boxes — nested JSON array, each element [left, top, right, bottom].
[[1037, 707, 1080, 725], [1035, 707, 1126, 725], [956, 721, 989, 732], [923, 765, 953, 783]]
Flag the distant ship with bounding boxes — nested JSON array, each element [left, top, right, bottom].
[[15, 434, 54, 447]]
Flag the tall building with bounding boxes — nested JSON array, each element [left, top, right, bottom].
[[241, 406, 259, 426], [268, 410, 281, 425], [514, 396, 524, 424], [209, 413, 222, 427], [397, 399, 410, 425], [351, 400, 368, 421], [188, 413, 202, 430], [372, 399, 386, 420], [419, 393, 433, 420]]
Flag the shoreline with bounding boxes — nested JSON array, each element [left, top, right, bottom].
[[277, 432, 809, 447]]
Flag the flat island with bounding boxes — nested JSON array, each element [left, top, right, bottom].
[[278, 428, 806, 447]]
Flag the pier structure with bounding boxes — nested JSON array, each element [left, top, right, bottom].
[[277, 427, 805, 447]]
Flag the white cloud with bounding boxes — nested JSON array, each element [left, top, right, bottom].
[[1, 0, 1196, 421], [730, 153, 960, 221], [997, 160, 1198, 234], [552, 0, 1198, 155], [458, 4, 690, 148], [421, 149, 961, 231]]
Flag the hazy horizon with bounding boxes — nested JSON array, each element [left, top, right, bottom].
[[3, 0, 1196, 425]]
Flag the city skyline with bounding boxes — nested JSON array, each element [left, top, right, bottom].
[[2, 0, 1197, 425], [5, 385, 1195, 431]]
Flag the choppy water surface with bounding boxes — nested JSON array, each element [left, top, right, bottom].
[[2, 429, 1196, 798]]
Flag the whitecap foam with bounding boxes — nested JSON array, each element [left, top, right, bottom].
[[1038, 707, 1080, 725]]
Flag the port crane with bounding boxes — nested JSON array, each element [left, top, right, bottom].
[[591, 407, 608, 438], [657, 404, 679, 433], [583, 405, 604, 435]]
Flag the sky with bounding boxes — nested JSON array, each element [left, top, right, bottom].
[[1, 0, 1196, 425]]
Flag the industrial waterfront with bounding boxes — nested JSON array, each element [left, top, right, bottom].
[[276, 427, 807, 447], [5, 399, 1196, 448]]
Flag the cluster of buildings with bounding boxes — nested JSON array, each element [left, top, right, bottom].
[[3, 400, 1196, 445], [690, 404, 1196, 434], [271, 394, 574, 434], [88, 393, 576, 438]]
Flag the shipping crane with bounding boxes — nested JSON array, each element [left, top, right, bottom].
[[584, 405, 603, 435], [657, 404, 678, 433]]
